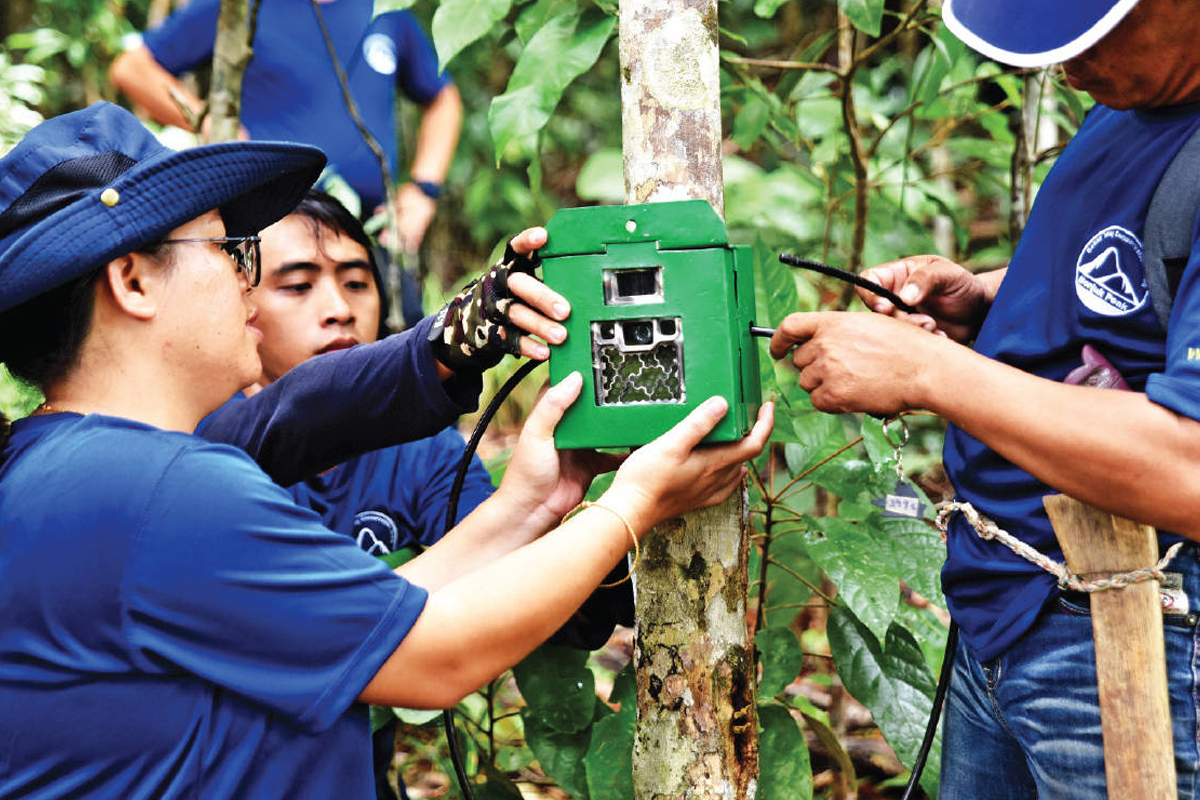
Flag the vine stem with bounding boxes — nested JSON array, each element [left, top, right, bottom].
[[776, 436, 863, 498], [487, 682, 496, 765], [767, 556, 839, 606], [722, 54, 839, 73]]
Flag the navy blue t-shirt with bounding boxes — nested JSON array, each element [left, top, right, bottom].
[[143, 0, 450, 209], [943, 104, 1200, 661], [0, 414, 427, 798], [197, 316, 482, 487], [289, 427, 494, 555]]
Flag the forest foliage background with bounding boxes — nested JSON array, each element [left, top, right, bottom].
[[0, 0, 1088, 797]]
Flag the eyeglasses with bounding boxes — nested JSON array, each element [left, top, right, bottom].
[[157, 236, 262, 289]]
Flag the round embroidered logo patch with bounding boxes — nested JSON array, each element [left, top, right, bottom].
[[363, 33, 398, 76], [353, 510, 399, 555], [1074, 225, 1148, 317]]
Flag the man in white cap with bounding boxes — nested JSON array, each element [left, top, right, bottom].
[[770, 0, 1200, 795]]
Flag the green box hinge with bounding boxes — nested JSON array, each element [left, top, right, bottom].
[[541, 200, 762, 449]]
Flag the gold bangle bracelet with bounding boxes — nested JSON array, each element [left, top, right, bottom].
[[561, 500, 639, 587]]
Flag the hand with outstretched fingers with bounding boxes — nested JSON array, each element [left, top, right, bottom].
[[769, 311, 952, 416], [429, 227, 570, 371], [598, 397, 774, 536], [857, 255, 995, 344], [494, 372, 626, 530]]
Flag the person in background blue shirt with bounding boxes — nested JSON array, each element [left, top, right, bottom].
[[110, 0, 459, 258], [0, 102, 773, 800], [770, 0, 1200, 795]]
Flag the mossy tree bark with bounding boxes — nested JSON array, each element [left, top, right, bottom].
[[619, 2, 759, 798]]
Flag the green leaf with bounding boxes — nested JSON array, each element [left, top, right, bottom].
[[513, 644, 597, 734], [732, 95, 772, 150], [875, 515, 946, 606], [391, 706, 443, 726], [804, 517, 900, 640], [516, 0, 577, 44], [583, 703, 635, 800], [432, 0, 513, 70], [756, 627, 806, 698], [489, 8, 616, 163], [474, 764, 525, 800], [798, 709, 857, 788], [827, 606, 941, 797], [523, 705, 598, 800], [753, 0, 792, 19], [576, 147, 625, 202], [860, 415, 900, 474], [608, 660, 636, 708], [754, 233, 800, 326], [758, 704, 813, 800], [370, 704, 393, 733], [838, 0, 884, 36], [372, 0, 418, 15]]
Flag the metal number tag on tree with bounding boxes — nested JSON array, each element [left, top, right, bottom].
[[871, 416, 926, 519]]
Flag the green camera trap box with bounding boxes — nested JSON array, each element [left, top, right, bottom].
[[541, 200, 762, 449]]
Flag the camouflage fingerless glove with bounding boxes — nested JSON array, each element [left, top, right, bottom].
[[428, 242, 541, 372]]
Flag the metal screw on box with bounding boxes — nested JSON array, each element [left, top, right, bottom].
[[540, 199, 762, 449]]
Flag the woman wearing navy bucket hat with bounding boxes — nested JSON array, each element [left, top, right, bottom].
[[0, 103, 773, 798], [769, 0, 1200, 796]]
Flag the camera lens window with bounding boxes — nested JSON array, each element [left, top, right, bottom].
[[622, 320, 654, 346]]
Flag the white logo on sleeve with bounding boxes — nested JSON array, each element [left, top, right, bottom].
[[363, 33, 398, 76], [1074, 225, 1148, 316]]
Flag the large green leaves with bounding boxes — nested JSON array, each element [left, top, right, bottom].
[[839, 0, 886, 37], [371, 0, 417, 16], [489, 7, 616, 163], [805, 517, 901, 640], [827, 606, 941, 798], [756, 627, 807, 698], [431, 0, 514, 69], [523, 706, 601, 800], [516, 650, 635, 800], [584, 663, 636, 800], [758, 704, 813, 800], [513, 644, 596, 734]]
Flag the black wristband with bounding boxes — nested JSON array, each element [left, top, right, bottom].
[[414, 180, 442, 200]]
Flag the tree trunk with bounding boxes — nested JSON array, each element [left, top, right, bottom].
[[1010, 69, 1056, 237], [619, 2, 759, 798], [207, 0, 256, 142], [0, 0, 35, 40]]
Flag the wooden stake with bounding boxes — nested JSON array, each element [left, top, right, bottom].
[[1043, 494, 1176, 799]]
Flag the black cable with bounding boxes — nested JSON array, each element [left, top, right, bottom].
[[778, 253, 919, 314], [441, 357, 542, 800], [444, 358, 542, 534], [900, 621, 958, 800]]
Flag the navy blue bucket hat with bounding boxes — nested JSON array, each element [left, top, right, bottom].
[[942, 0, 1140, 68], [0, 102, 326, 314]]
